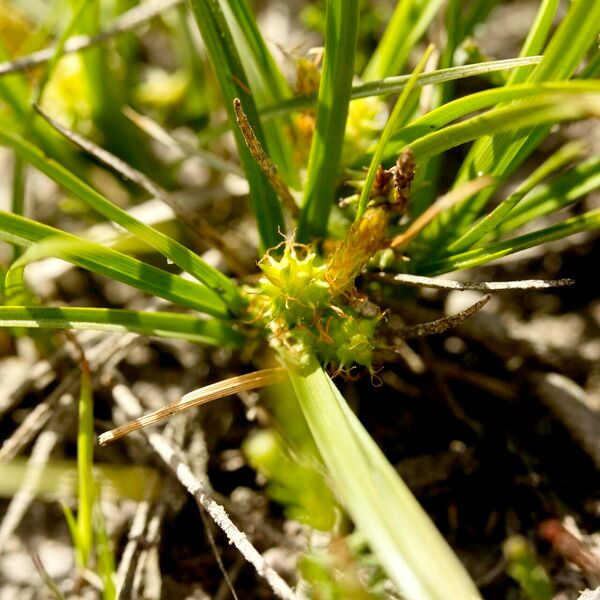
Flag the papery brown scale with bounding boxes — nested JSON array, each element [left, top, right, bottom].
[[393, 148, 416, 210]]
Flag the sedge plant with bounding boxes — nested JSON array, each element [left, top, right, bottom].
[[0, 0, 599, 597]]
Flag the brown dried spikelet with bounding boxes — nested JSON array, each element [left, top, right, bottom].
[[325, 207, 390, 294], [372, 165, 393, 198], [393, 148, 416, 211]]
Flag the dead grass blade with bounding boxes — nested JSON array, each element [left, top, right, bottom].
[[109, 380, 297, 600], [390, 176, 493, 249], [99, 368, 288, 445]]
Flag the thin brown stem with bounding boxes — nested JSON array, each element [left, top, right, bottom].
[[99, 368, 288, 445], [396, 294, 491, 338], [233, 98, 299, 218]]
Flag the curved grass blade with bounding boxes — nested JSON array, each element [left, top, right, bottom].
[[260, 56, 543, 122], [0, 211, 229, 317], [355, 46, 433, 221], [76, 350, 94, 569], [0, 306, 241, 347], [408, 94, 600, 164], [505, 0, 560, 86], [287, 354, 482, 600], [187, 0, 284, 251], [296, 0, 360, 242], [446, 141, 587, 254], [443, 0, 600, 242], [362, 0, 444, 80], [383, 81, 600, 162], [196, 57, 545, 145], [417, 209, 600, 276], [0, 128, 241, 314]]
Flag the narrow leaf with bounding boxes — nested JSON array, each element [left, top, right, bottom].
[[409, 94, 600, 164], [497, 154, 600, 235], [287, 354, 482, 600], [187, 0, 285, 250], [296, 0, 360, 242], [0, 128, 241, 314], [0, 211, 229, 317], [417, 209, 600, 276], [363, 0, 444, 80], [0, 306, 241, 347]]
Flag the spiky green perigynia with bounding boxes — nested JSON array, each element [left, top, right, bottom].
[[246, 242, 383, 373]]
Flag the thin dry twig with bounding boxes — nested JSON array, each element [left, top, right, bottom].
[[199, 508, 240, 600], [33, 105, 249, 278], [396, 294, 492, 339], [0, 332, 137, 462], [233, 98, 299, 218], [0, 0, 184, 76], [30, 552, 65, 600], [0, 372, 78, 463], [389, 176, 493, 249], [99, 368, 288, 445], [117, 497, 167, 600], [369, 272, 575, 291], [0, 356, 56, 418], [109, 382, 297, 600], [539, 519, 600, 579], [0, 410, 71, 548]]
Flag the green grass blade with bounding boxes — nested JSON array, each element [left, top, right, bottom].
[[496, 154, 600, 236], [362, 0, 444, 80], [505, 0, 560, 86], [286, 354, 482, 600], [0, 211, 229, 317], [0, 128, 241, 314], [443, 0, 600, 240], [0, 306, 242, 347], [408, 94, 600, 164], [355, 46, 433, 221], [409, 0, 462, 217], [187, 0, 284, 250], [76, 357, 94, 568], [199, 56, 543, 137], [527, 0, 600, 84], [383, 81, 600, 162], [581, 46, 600, 79], [296, 0, 360, 242], [446, 141, 587, 253], [61, 501, 81, 560], [417, 209, 600, 276], [220, 0, 299, 188], [94, 502, 116, 600]]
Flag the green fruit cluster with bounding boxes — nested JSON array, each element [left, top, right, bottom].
[[247, 243, 381, 373]]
